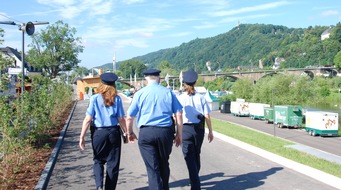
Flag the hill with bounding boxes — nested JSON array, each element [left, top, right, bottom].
[[98, 23, 341, 73]]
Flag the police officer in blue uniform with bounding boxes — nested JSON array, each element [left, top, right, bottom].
[[177, 69, 214, 190], [79, 72, 127, 190], [126, 69, 183, 190]]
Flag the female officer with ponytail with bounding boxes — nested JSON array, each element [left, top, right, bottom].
[[177, 69, 214, 190], [79, 72, 127, 190]]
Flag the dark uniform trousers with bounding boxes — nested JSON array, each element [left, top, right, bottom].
[[138, 126, 174, 190], [182, 123, 205, 190], [92, 127, 121, 190]]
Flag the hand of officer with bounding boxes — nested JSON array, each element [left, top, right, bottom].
[[79, 137, 85, 150], [174, 133, 182, 147], [208, 131, 214, 143], [127, 132, 138, 143]]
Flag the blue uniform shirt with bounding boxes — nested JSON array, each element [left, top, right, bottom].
[[86, 94, 125, 127], [127, 81, 183, 128], [177, 93, 211, 124]]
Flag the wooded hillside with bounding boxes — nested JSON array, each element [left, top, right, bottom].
[[103, 23, 341, 73]]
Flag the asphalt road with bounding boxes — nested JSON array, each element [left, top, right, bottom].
[[210, 111, 341, 157], [46, 96, 340, 190]]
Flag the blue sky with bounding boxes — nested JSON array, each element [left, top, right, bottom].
[[1, 0, 340, 69]]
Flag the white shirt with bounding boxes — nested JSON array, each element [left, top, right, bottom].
[[177, 92, 211, 124]]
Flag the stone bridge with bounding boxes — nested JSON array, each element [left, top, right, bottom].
[[120, 67, 339, 87]]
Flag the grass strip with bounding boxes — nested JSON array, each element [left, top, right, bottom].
[[211, 118, 341, 178]]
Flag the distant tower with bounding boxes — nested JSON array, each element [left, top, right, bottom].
[[237, 19, 240, 30], [112, 52, 116, 73], [206, 61, 212, 71]]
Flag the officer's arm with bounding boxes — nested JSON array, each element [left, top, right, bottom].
[[174, 111, 183, 147], [79, 115, 92, 150], [118, 117, 127, 133], [126, 115, 137, 142], [205, 114, 214, 143]]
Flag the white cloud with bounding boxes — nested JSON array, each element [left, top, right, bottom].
[[122, 0, 145, 5], [116, 38, 148, 48], [1, 28, 20, 39], [14, 9, 64, 17], [321, 10, 339, 17], [220, 14, 272, 24], [2, 40, 22, 50], [312, 6, 337, 10], [193, 22, 217, 29], [0, 12, 11, 20], [91, 1, 113, 15], [192, 0, 230, 7], [37, 0, 75, 6], [209, 1, 290, 17], [60, 6, 83, 19], [36, 0, 114, 19], [168, 32, 192, 37]]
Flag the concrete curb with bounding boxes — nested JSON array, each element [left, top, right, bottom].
[[212, 131, 341, 189], [34, 101, 78, 190]]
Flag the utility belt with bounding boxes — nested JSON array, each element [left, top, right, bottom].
[[184, 123, 204, 129], [90, 122, 118, 139], [140, 125, 172, 129], [184, 114, 205, 129], [95, 125, 118, 130]]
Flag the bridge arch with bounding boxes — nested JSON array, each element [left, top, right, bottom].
[[301, 70, 314, 79], [260, 72, 278, 79], [214, 74, 239, 81], [331, 69, 339, 77]]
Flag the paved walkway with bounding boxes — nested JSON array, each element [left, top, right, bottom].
[[36, 95, 341, 190]]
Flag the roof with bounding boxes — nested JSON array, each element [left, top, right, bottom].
[[72, 77, 83, 84], [205, 90, 220, 102], [321, 27, 332, 36], [0, 46, 40, 72], [0, 46, 25, 64]]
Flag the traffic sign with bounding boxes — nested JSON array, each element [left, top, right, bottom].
[[8, 68, 27, 75]]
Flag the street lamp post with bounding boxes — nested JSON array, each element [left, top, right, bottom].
[[112, 53, 116, 73], [172, 78, 179, 91], [272, 88, 276, 136], [249, 59, 253, 72], [0, 20, 49, 93]]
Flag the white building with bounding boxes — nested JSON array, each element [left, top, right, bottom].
[[321, 27, 332, 41], [0, 46, 41, 75]]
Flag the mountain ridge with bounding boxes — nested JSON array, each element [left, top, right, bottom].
[[95, 23, 340, 73]]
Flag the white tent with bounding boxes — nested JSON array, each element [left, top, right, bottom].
[[204, 90, 221, 111]]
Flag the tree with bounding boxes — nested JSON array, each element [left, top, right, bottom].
[[330, 22, 341, 43], [334, 51, 341, 70], [0, 27, 4, 44], [231, 78, 254, 100], [118, 59, 147, 79], [68, 66, 90, 83], [157, 60, 177, 76], [0, 28, 13, 90], [27, 20, 84, 78]]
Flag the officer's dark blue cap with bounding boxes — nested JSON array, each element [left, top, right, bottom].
[[183, 69, 198, 85], [100, 72, 118, 85], [143, 69, 161, 76]]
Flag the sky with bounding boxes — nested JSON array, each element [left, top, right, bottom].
[[1, 0, 341, 69]]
